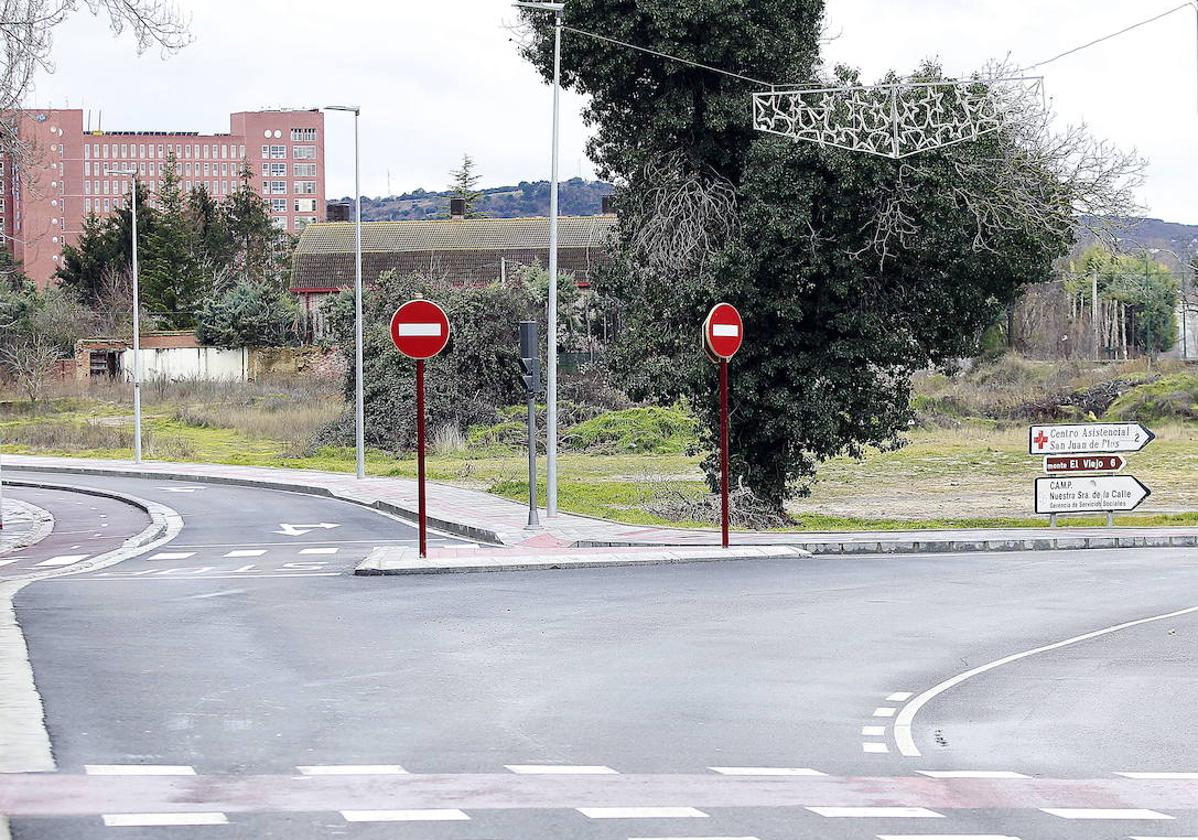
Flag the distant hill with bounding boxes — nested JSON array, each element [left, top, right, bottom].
[[1075, 217, 1198, 270], [331, 179, 615, 221]]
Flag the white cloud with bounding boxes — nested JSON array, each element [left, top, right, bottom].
[[29, 0, 1198, 223]]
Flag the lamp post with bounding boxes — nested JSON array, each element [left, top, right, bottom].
[[113, 168, 144, 463], [514, 0, 564, 516], [325, 105, 366, 480]]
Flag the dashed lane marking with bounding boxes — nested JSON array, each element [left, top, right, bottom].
[[35, 554, 89, 567], [809, 807, 945, 818], [0, 559, 21, 569], [887, 692, 914, 702], [188, 590, 247, 600], [629, 837, 761, 840], [299, 547, 339, 555], [864, 743, 890, 753], [505, 765, 618, 774], [708, 767, 826, 776], [874, 707, 897, 717], [102, 813, 227, 826], [341, 809, 468, 822], [224, 550, 266, 557], [298, 765, 408, 775], [1118, 772, 1198, 779], [85, 764, 195, 776], [579, 807, 708, 819], [877, 836, 1022, 839], [916, 771, 1029, 779], [147, 552, 195, 561], [1040, 808, 1173, 820], [862, 726, 887, 736]]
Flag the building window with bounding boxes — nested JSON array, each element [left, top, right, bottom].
[[239, 144, 246, 159], [103, 181, 110, 195], [185, 180, 191, 190], [84, 145, 90, 159], [294, 215, 317, 230], [261, 144, 269, 159], [120, 143, 128, 157], [84, 161, 91, 176], [268, 145, 286, 159], [268, 180, 286, 195], [290, 128, 317, 142], [202, 162, 209, 176], [185, 144, 192, 158], [271, 216, 288, 231], [268, 162, 286, 177], [84, 198, 91, 212], [271, 198, 287, 213], [294, 181, 315, 195], [294, 198, 316, 212], [103, 198, 110, 211], [139, 162, 146, 175], [293, 145, 316, 160], [139, 144, 145, 158], [293, 163, 317, 177], [102, 144, 109, 158], [175, 144, 182, 157]]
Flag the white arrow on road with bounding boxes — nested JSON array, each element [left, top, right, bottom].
[[274, 523, 342, 537]]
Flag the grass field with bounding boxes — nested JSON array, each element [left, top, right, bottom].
[[3, 367, 1197, 531]]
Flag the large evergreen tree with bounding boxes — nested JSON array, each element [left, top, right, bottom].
[[141, 159, 201, 328]]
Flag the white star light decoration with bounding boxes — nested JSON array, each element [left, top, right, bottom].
[[752, 77, 1042, 159]]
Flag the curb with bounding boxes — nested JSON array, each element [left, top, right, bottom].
[[355, 545, 813, 576], [0, 499, 54, 556], [2, 462, 503, 547]]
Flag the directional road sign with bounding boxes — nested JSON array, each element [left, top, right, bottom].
[[1043, 454, 1126, 474], [1028, 422, 1155, 456], [1034, 475, 1151, 514], [704, 303, 744, 360], [390, 300, 450, 360]]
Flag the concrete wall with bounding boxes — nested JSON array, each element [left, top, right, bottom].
[[120, 347, 248, 382], [1176, 302, 1198, 361]]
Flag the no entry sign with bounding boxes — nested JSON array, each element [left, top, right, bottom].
[[704, 303, 743, 360], [390, 300, 450, 359]]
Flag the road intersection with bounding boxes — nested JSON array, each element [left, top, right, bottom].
[[0, 470, 1196, 838]]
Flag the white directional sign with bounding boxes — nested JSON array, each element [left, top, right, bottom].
[[1028, 423, 1155, 456], [274, 523, 341, 537], [1034, 476, 1151, 514]]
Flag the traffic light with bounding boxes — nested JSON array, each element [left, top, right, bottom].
[[519, 321, 541, 394]]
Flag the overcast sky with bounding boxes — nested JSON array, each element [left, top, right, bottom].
[[27, 0, 1198, 224]]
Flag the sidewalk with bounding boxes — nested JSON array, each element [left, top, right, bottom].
[[5, 455, 1198, 573]]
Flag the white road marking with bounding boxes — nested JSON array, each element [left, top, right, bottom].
[[862, 726, 887, 736], [275, 522, 341, 537], [299, 547, 338, 555], [873, 707, 897, 717], [35, 554, 88, 566], [298, 765, 408, 775], [1129, 836, 1198, 839], [70, 572, 342, 581], [224, 550, 266, 557], [102, 813, 227, 826], [188, 590, 247, 600], [0, 559, 21, 569], [1117, 772, 1198, 779], [1041, 808, 1173, 820], [147, 552, 195, 561], [85, 764, 195, 776], [917, 770, 1029, 779], [579, 807, 708, 819], [158, 486, 204, 493], [505, 764, 617, 774], [341, 809, 467, 822], [877, 836, 1021, 839], [887, 692, 914, 702], [894, 603, 1198, 757], [809, 807, 945, 818], [863, 743, 890, 753], [629, 837, 761, 840], [708, 767, 826, 776]]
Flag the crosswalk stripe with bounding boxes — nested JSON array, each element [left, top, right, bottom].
[[297, 765, 407, 775], [224, 549, 266, 557], [1041, 808, 1173, 820], [505, 764, 617, 774], [85, 764, 195, 776], [147, 552, 195, 561], [917, 771, 1029, 779], [341, 809, 468, 822], [809, 807, 945, 818], [708, 767, 826, 776], [579, 807, 708, 819], [102, 813, 226, 826], [877, 836, 1021, 839], [864, 743, 890, 753], [36, 554, 89, 566], [1117, 772, 1198, 779], [299, 547, 338, 555]]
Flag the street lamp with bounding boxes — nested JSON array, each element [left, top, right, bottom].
[[325, 105, 366, 481], [114, 167, 144, 464], [515, 0, 564, 516]]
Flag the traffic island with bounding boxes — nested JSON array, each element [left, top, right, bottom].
[[355, 544, 813, 575]]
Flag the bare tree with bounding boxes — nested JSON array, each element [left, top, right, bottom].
[[1, 0, 190, 167], [1, 332, 61, 404]]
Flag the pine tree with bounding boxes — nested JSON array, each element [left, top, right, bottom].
[[224, 163, 277, 285], [141, 155, 201, 329], [448, 153, 485, 218]]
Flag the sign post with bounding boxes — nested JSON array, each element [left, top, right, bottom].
[[519, 321, 542, 529], [703, 303, 744, 548], [390, 299, 451, 558]]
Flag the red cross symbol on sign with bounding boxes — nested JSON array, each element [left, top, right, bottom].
[[1034, 430, 1049, 450]]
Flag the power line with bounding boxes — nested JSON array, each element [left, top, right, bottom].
[[1020, 2, 1196, 71]]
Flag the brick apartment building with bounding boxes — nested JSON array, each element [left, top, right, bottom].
[[1, 107, 326, 288]]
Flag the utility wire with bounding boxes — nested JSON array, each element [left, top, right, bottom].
[[1020, 2, 1196, 71]]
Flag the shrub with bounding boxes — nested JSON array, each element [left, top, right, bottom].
[[1105, 373, 1198, 423], [564, 405, 698, 454]]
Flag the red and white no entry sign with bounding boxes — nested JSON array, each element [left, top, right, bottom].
[[390, 299, 450, 359], [704, 302, 743, 360]]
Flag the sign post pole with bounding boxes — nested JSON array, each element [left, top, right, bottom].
[[390, 298, 451, 561], [416, 358, 427, 559], [720, 359, 730, 548]]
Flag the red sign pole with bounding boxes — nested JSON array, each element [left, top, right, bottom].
[[416, 358, 427, 559], [720, 359, 730, 548]]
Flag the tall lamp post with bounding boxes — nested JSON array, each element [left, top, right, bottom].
[[115, 168, 144, 464], [514, 0, 564, 516], [325, 105, 366, 480]]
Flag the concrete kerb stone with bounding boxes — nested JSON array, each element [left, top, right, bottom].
[[0, 499, 53, 556], [0, 482, 183, 775]]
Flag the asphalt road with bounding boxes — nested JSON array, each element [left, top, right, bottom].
[[1, 470, 1196, 839]]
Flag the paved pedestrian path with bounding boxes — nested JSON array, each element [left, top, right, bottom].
[[5, 456, 1198, 569]]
